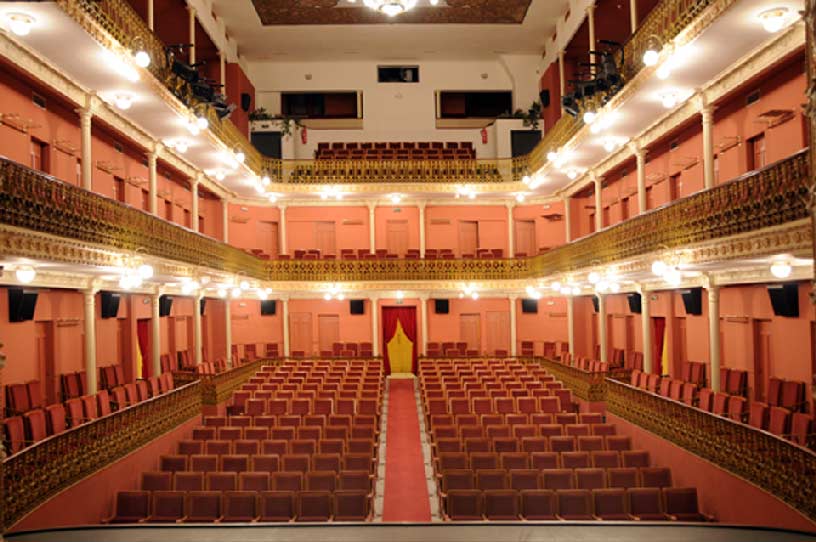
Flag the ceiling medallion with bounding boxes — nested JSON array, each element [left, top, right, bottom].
[[363, 0, 419, 17]]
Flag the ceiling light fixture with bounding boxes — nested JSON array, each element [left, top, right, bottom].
[[660, 91, 679, 109], [389, 193, 403, 204], [642, 36, 662, 66], [363, 0, 419, 17], [5, 12, 35, 37], [113, 93, 134, 111], [134, 49, 151, 68], [758, 7, 791, 33]]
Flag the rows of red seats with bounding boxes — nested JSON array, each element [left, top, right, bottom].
[[420, 358, 711, 522], [630, 370, 814, 449], [112, 359, 383, 523], [316, 141, 476, 160], [3, 373, 174, 455], [276, 248, 509, 262], [555, 352, 610, 374]]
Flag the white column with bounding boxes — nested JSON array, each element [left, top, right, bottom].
[[148, 144, 160, 216], [506, 202, 515, 257], [587, 4, 596, 75], [567, 297, 575, 357], [224, 299, 233, 368], [147, 0, 154, 30], [641, 287, 653, 373], [191, 175, 200, 232], [629, 0, 638, 33], [708, 285, 721, 391], [368, 202, 376, 254], [701, 102, 715, 190], [219, 52, 227, 93], [370, 296, 380, 356], [509, 296, 518, 357], [193, 293, 203, 365], [78, 103, 94, 191], [187, 5, 197, 65], [419, 295, 429, 356], [83, 288, 98, 394], [281, 298, 290, 357], [563, 197, 572, 242], [593, 173, 603, 232], [418, 202, 427, 257], [279, 204, 287, 255], [151, 292, 161, 376], [598, 294, 608, 363], [558, 50, 566, 97], [632, 144, 647, 213], [221, 198, 229, 243]]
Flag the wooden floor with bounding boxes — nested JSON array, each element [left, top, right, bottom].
[[7, 523, 816, 542]]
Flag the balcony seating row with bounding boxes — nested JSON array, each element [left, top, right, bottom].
[[278, 248, 507, 261], [3, 372, 175, 455], [315, 141, 476, 161], [318, 141, 474, 152]]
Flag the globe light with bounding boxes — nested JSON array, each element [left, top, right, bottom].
[[643, 48, 660, 67], [770, 261, 792, 279], [134, 50, 151, 68], [15, 265, 36, 284]]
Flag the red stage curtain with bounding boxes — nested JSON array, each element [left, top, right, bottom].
[[652, 317, 666, 375], [382, 306, 418, 375], [137, 319, 150, 378]]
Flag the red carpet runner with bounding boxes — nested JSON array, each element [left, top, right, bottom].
[[382, 378, 432, 522]]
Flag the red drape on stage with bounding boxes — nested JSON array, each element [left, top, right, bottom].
[[381, 306, 418, 375], [652, 317, 666, 375], [137, 319, 150, 378]]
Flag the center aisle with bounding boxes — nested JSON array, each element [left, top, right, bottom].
[[381, 378, 432, 522]]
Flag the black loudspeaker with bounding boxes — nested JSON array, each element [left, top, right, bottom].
[[767, 283, 799, 317], [680, 288, 703, 316], [627, 293, 642, 314], [521, 299, 539, 314], [350, 299, 365, 315], [159, 295, 173, 317], [261, 300, 277, 316], [592, 296, 599, 313], [200, 298, 207, 316], [539, 89, 551, 108], [100, 292, 121, 319], [434, 299, 449, 314], [241, 93, 252, 112], [8, 287, 38, 323]]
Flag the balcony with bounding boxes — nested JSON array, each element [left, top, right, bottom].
[[0, 149, 809, 285]]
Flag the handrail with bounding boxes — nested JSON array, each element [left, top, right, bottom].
[[55, 0, 733, 186], [0, 149, 808, 283], [605, 378, 816, 522], [1, 381, 202, 529], [535, 358, 608, 402]]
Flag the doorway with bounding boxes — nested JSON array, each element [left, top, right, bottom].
[[318, 314, 340, 354], [290, 312, 313, 356], [386, 220, 409, 257], [458, 221, 478, 256], [460, 313, 481, 353], [485, 311, 510, 356], [257, 221, 279, 257], [514, 220, 536, 257], [314, 221, 336, 255], [35, 322, 56, 404], [753, 320, 771, 401]]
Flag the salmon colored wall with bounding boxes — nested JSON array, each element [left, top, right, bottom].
[[513, 200, 567, 253], [374, 205, 420, 253], [11, 413, 202, 531], [539, 61, 562, 132], [286, 206, 370, 254], [228, 203, 281, 253], [425, 297, 511, 355], [230, 298, 284, 352], [570, 195, 595, 240], [607, 412, 816, 532], [199, 196, 224, 240], [425, 205, 508, 256], [515, 296, 569, 355], [225, 62, 255, 139], [288, 298, 374, 356]]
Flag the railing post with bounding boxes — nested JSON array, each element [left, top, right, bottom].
[[629, 141, 647, 214], [593, 172, 603, 231], [419, 294, 429, 356], [370, 295, 380, 356], [587, 3, 596, 76], [225, 298, 232, 368], [418, 201, 427, 258], [640, 285, 653, 373], [629, 0, 638, 33], [281, 297, 290, 358]]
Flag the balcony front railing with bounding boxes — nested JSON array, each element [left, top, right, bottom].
[[1, 381, 202, 529], [56, 0, 734, 186], [0, 149, 809, 283], [605, 378, 816, 522]]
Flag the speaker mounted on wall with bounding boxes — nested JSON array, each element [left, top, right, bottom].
[[241, 93, 252, 112], [539, 89, 551, 108], [260, 300, 277, 315], [350, 299, 365, 315], [521, 299, 539, 314], [434, 299, 449, 314]]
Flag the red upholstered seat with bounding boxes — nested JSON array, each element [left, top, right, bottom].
[[509, 469, 539, 491], [484, 489, 520, 520], [272, 472, 303, 492], [296, 491, 333, 522], [542, 469, 574, 490], [239, 472, 270, 491], [174, 472, 204, 491], [575, 468, 606, 490], [664, 487, 713, 521], [640, 467, 672, 488], [519, 489, 557, 520], [105, 491, 150, 523], [334, 490, 371, 521], [142, 471, 172, 491], [557, 489, 597, 520], [445, 489, 483, 520], [608, 468, 639, 489], [147, 491, 186, 522], [207, 472, 237, 491], [593, 488, 634, 520], [622, 450, 650, 468], [183, 491, 222, 523], [222, 491, 259, 522], [628, 488, 671, 520], [259, 491, 296, 522], [4, 416, 25, 454]]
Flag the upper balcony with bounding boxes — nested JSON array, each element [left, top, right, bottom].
[[0, 0, 793, 201]]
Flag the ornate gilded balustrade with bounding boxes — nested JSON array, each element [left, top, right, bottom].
[[1, 381, 202, 529], [605, 378, 816, 522], [55, 0, 731, 186], [200, 358, 279, 406], [0, 150, 809, 283]]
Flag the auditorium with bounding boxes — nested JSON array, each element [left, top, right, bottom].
[[0, 0, 814, 540]]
